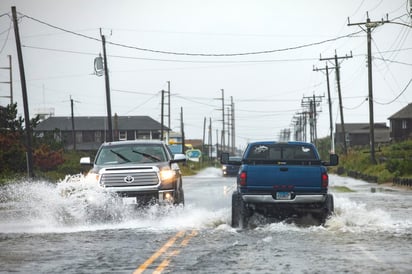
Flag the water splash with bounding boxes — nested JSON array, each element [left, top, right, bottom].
[[0, 173, 230, 234]]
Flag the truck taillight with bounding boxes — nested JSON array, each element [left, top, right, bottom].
[[322, 173, 329, 188], [239, 171, 247, 186]]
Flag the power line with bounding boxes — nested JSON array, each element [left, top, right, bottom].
[[374, 78, 412, 105], [18, 12, 364, 57], [21, 44, 320, 63], [0, 20, 11, 54]]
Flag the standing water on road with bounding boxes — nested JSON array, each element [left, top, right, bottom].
[[0, 171, 411, 234], [1, 169, 411, 273], [0, 169, 231, 234]]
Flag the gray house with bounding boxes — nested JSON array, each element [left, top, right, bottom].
[[388, 103, 412, 142], [34, 115, 168, 150], [335, 123, 390, 148]]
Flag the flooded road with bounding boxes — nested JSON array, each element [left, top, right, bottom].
[[1, 168, 411, 273]]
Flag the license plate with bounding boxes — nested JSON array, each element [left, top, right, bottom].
[[122, 197, 137, 205], [276, 192, 291, 200]]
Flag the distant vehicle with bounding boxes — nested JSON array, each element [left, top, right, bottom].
[[222, 156, 242, 176], [80, 140, 186, 205], [221, 141, 338, 228]]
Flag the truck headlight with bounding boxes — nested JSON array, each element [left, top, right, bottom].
[[160, 169, 176, 181], [85, 170, 100, 184]]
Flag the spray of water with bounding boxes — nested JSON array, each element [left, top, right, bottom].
[[1, 171, 410, 235], [0, 173, 230, 234]]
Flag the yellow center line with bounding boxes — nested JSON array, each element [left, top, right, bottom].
[[153, 249, 181, 274], [133, 230, 186, 274], [154, 229, 198, 273], [133, 229, 199, 274], [180, 229, 198, 246]]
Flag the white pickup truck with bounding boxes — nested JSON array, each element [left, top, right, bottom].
[[80, 140, 186, 206]]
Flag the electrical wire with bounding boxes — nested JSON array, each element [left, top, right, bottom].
[[368, 0, 384, 12], [123, 91, 161, 115], [374, 57, 412, 66], [21, 44, 320, 64], [343, 97, 368, 110], [19, 12, 364, 57], [374, 78, 412, 105], [0, 18, 11, 55]]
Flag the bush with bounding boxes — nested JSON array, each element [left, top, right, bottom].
[[33, 144, 64, 171]]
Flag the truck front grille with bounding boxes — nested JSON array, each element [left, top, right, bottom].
[[100, 169, 159, 187]]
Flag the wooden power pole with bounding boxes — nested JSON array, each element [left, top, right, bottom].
[[348, 13, 389, 164], [12, 6, 34, 178]]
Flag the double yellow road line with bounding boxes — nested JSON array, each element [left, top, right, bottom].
[[134, 229, 198, 274]]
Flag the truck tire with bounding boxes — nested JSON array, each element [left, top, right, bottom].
[[178, 189, 185, 205], [238, 195, 250, 229], [231, 192, 240, 227], [174, 187, 185, 205], [319, 194, 334, 225], [325, 193, 334, 216]]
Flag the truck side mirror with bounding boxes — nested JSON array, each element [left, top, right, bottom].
[[328, 154, 339, 166], [220, 152, 229, 164], [80, 157, 92, 166]]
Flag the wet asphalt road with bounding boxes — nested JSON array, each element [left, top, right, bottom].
[[1, 168, 411, 273]]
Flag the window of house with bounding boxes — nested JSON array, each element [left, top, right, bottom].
[[402, 120, 408, 129], [95, 131, 102, 143], [119, 130, 127, 140], [75, 131, 82, 143]]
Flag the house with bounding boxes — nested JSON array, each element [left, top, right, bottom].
[[335, 123, 390, 148], [34, 115, 168, 151], [388, 103, 412, 142]]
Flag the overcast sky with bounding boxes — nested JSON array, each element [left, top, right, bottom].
[[0, 0, 411, 150]]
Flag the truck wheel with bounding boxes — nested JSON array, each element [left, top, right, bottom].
[[178, 189, 185, 205], [174, 187, 185, 205], [239, 195, 250, 229], [319, 194, 334, 225], [325, 194, 334, 216], [231, 192, 240, 227]]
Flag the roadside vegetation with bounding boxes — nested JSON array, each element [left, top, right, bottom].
[[317, 137, 412, 184]]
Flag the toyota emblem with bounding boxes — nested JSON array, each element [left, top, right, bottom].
[[124, 175, 135, 183]]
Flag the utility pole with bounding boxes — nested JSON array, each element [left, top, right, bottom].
[[202, 117, 206, 159], [167, 81, 171, 143], [0, 55, 13, 105], [301, 95, 324, 146], [70, 96, 76, 150], [314, 63, 335, 152], [101, 30, 113, 142], [348, 13, 389, 164], [221, 89, 225, 151], [161, 90, 164, 141], [230, 96, 235, 154], [180, 107, 185, 154], [320, 50, 352, 155], [226, 106, 231, 151], [12, 6, 34, 178], [208, 117, 213, 161], [214, 89, 225, 152]]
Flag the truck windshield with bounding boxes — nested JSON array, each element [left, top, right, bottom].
[[95, 144, 167, 165], [246, 144, 317, 161]]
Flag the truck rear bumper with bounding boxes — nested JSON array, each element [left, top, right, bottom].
[[242, 194, 326, 204]]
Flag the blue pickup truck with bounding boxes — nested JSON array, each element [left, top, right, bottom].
[[221, 141, 338, 228]]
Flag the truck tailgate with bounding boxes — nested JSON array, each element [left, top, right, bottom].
[[244, 165, 323, 192]]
